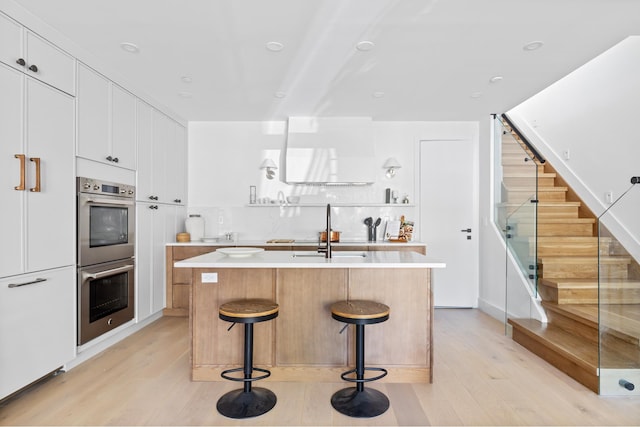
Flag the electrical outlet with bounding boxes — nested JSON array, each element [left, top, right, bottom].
[[201, 272, 218, 283], [605, 191, 613, 204], [562, 149, 570, 160]]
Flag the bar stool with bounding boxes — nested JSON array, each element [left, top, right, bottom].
[[216, 299, 279, 419], [330, 300, 390, 418]]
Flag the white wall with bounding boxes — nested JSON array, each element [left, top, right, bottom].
[[187, 121, 477, 243], [508, 36, 640, 261]]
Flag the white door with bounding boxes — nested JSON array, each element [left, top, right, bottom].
[[420, 139, 478, 307]]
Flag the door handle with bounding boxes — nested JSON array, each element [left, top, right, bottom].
[[8, 277, 46, 288], [29, 157, 41, 192], [460, 228, 472, 233], [14, 154, 25, 190]]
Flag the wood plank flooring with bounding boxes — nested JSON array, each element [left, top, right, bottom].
[[2, 309, 639, 426]]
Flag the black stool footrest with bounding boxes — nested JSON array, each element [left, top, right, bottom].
[[340, 367, 388, 383], [221, 366, 271, 382]]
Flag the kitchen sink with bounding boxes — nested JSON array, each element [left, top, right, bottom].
[[292, 252, 367, 258]]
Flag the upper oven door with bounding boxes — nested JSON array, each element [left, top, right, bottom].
[[78, 193, 135, 266]]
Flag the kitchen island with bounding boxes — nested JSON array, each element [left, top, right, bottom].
[[174, 250, 444, 383]]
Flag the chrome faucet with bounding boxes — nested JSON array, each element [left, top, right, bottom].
[[318, 203, 332, 258]]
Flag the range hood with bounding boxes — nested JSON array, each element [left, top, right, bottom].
[[284, 117, 376, 185]]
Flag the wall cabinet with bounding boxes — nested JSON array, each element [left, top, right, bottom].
[[137, 101, 186, 204], [136, 203, 186, 321], [0, 64, 75, 278], [0, 267, 76, 400], [0, 12, 75, 95], [77, 63, 136, 170]]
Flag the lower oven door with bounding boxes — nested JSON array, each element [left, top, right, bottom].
[[78, 259, 135, 345]]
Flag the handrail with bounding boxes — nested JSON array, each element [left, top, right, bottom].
[[501, 113, 546, 164]]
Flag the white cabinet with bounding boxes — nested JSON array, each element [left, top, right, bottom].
[[0, 12, 75, 95], [136, 202, 186, 321], [0, 63, 75, 278], [136, 101, 186, 204], [77, 63, 136, 170], [0, 267, 76, 400]]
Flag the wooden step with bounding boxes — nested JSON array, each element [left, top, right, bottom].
[[538, 256, 631, 280], [502, 164, 546, 175], [503, 172, 557, 187], [539, 278, 640, 304], [508, 318, 598, 392], [506, 186, 568, 202], [534, 236, 607, 257], [542, 302, 640, 349], [518, 218, 595, 237], [537, 201, 581, 217]]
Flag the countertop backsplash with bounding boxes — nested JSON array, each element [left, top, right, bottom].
[[187, 205, 417, 243]]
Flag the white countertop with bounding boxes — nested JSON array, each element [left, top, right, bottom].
[[174, 249, 445, 269], [168, 240, 426, 248]]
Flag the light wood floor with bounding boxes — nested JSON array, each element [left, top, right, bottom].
[[1, 309, 639, 426]]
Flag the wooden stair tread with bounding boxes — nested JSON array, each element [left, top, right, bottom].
[[506, 186, 567, 192], [497, 201, 581, 208], [540, 278, 640, 289], [538, 256, 631, 264], [508, 318, 598, 371], [536, 217, 595, 224]]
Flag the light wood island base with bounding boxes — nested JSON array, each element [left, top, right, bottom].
[[188, 264, 435, 383]]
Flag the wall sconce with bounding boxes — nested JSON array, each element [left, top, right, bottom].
[[260, 158, 278, 180], [383, 157, 402, 178]]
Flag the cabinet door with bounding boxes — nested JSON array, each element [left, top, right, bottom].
[[111, 84, 136, 170], [0, 13, 23, 72], [151, 110, 170, 202], [0, 64, 25, 278], [0, 267, 76, 400], [24, 31, 75, 95], [136, 100, 154, 201], [77, 63, 109, 163], [25, 78, 75, 272], [166, 121, 187, 205], [136, 203, 154, 321]]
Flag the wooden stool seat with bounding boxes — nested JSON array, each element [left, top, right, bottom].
[[217, 299, 279, 419], [331, 300, 389, 325], [219, 299, 279, 323], [330, 299, 390, 418]]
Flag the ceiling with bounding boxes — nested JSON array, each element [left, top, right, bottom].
[[11, 0, 640, 122]]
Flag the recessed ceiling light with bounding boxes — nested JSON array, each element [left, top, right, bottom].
[[181, 76, 192, 84], [266, 41, 284, 52], [356, 40, 375, 52], [372, 91, 385, 98], [274, 91, 286, 98], [470, 92, 483, 99], [489, 76, 503, 84], [523, 41, 544, 51], [120, 42, 139, 53], [178, 91, 192, 98]]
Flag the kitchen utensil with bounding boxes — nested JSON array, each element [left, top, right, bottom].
[[374, 217, 381, 227], [364, 217, 373, 226], [320, 230, 340, 242]]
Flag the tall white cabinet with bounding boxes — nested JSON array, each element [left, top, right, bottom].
[[0, 59, 76, 400], [136, 100, 187, 322]]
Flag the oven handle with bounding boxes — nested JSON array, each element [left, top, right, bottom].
[[82, 264, 134, 281], [85, 197, 134, 207]]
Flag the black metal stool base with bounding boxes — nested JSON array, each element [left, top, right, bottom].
[[331, 387, 390, 418], [216, 387, 277, 419]]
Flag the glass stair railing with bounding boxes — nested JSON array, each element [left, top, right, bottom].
[[597, 178, 640, 396]]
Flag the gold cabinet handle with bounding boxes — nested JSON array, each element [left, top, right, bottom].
[[14, 154, 25, 190], [30, 157, 41, 192]]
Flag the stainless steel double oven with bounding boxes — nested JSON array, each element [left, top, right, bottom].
[[77, 177, 135, 345]]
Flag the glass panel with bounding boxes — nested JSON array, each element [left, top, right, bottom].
[[90, 205, 129, 247], [598, 182, 640, 395], [89, 271, 129, 323]]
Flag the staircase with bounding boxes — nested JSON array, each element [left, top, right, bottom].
[[500, 122, 640, 393]]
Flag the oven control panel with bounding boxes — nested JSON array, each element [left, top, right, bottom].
[[77, 177, 135, 198]]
